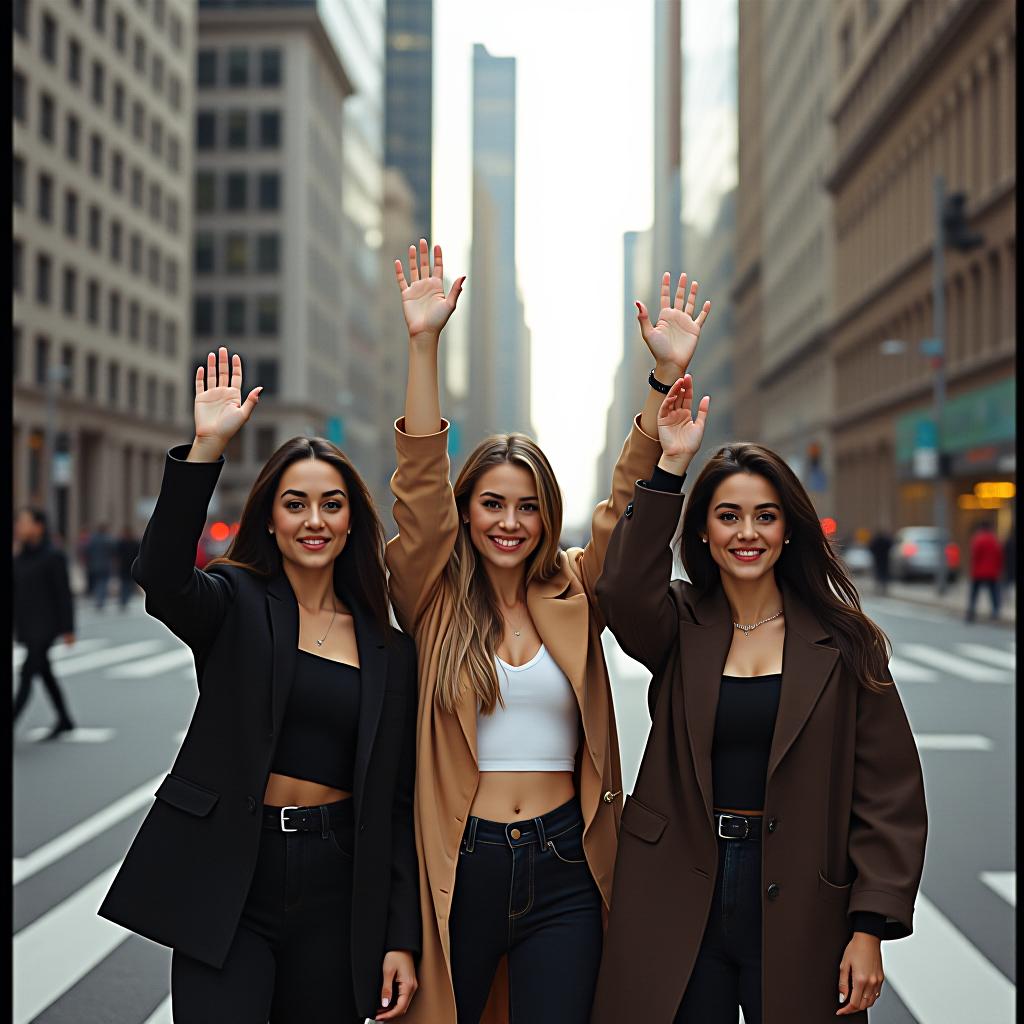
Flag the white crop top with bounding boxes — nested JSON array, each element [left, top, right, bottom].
[[476, 645, 580, 772]]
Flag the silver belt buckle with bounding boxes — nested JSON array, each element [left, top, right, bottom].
[[280, 805, 300, 832], [717, 813, 749, 840]]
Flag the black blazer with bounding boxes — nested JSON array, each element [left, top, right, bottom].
[[12, 540, 75, 645], [98, 446, 420, 1014]]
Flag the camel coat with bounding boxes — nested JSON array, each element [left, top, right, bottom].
[[590, 481, 928, 1023], [386, 414, 662, 1024]]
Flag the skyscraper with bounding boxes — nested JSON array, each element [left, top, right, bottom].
[[468, 43, 531, 440]]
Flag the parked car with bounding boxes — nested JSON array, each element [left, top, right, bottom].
[[839, 542, 874, 576], [890, 527, 960, 582]]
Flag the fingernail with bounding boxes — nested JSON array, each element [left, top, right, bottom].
[[382, 997, 390, 1007], [838, 993, 846, 1003]]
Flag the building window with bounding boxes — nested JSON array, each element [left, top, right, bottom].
[[132, 100, 145, 140], [257, 296, 279, 336], [61, 345, 75, 393], [127, 369, 138, 411], [164, 383, 176, 423], [149, 181, 162, 220], [150, 118, 163, 157], [195, 233, 215, 273], [35, 337, 51, 387], [227, 48, 249, 86], [37, 171, 54, 223], [227, 110, 248, 148], [36, 253, 53, 304], [131, 166, 143, 207], [197, 49, 217, 87], [153, 0, 165, 28], [14, 240, 25, 294], [258, 173, 280, 210], [13, 155, 26, 206], [146, 309, 160, 349], [68, 37, 82, 82], [225, 296, 246, 335], [14, 0, 29, 39], [108, 361, 120, 406], [255, 426, 277, 460], [86, 353, 98, 397], [93, 0, 106, 34], [134, 34, 146, 74], [88, 204, 102, 250], [14, 72, 27, 123], [109, 290, 121, 333], [260, 48, 282, 86], [63, 190, 78, 237], [128, 300, 140, 341], [65, 112, 80, 160], [152, 53, 164, 93], [42, 12, 58, 63], [167, 196, 180, 233], [168, 133, 180, 171], [130, 233, 142, 273], [196, 110, 216, 149], [62, 266, 77, 313], [226, 172, 248, 210], [195, 171, 216, 211], [113, 80, 125, 123], [146, 376, 156, 411], [86, 278, 100, 324], [169, 11, 183, 50], [256, 233, 280, 272], [839, 19, 854, 72], [194, 296, 215, 336], [110, 219, 122, 261], [258, 110, 281, 148], [111, 149, 124, 191], [40, 92, 56, 142], [90, 132, 104, 177], [168, 72, 182, 110], [255, 359, 278, 393], [166, 258, 178, 295], [164, 319, 178, 356], [225, 234, 248, 273], [147, 245, 160, 285], [114, 11, 126, 52], [91, 60, 105, 106]]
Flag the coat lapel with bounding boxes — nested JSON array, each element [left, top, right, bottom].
[[265, 574, 299, 739], [678, 587, 732, 824], [766, 582, 840, 781]]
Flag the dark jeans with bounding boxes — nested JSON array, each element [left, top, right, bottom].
[[91, 571, 111, 610], [449, 796, 603, 1024], [118, 573, 135, 608], [967, 579, 1001, 620], [171, 799, 362, 1024], [674, 835, 763, 1024], [12, 642, 74, 728]]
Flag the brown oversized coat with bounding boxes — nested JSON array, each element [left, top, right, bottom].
[[590, 480, 928, 1024], [386, 415, 663, 1023]]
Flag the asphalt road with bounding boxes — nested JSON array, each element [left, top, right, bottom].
[[12, 592, 1016, 1023]]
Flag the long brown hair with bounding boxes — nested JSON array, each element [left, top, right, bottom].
[[435, 433, 563, 715], [681, 443, 892, 692], [209, 437, 391, 639]]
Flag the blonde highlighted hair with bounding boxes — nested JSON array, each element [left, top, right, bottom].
[[435, 433, 563, 715]]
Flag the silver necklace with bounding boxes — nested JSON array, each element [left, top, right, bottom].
[[733, 609, 783, 638], [315, 596, 338, 647], [505, 602, 528, 638]]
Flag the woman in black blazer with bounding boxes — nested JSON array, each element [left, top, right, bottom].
[[99, 348, 420, 1023]]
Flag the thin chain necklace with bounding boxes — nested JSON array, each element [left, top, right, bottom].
[[503, 600, 528, 639], [314, 595, 338, 647], [733, 609, 783, 638]]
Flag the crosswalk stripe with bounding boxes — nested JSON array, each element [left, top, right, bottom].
[[888, 656, 939, 683], [13, 771, 163, 885], [980, 871, 1016, 907], [913, 733, 993, 751], [50, 640, 167, 676], [141, 995, 172, 1024], [109, 647, 195, 677], [883, 890, 1014, 1023], [12, 861, 130, 1024], [12, 638, 107, 668], [898, 644, 1010, 683], [955, 643, 1016, 671]]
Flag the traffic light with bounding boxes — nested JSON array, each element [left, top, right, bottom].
[[942, 193, 984, 251]]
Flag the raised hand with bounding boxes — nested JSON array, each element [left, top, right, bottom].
[[637, 272, 711, 375], [657, 374, 709, 467], [193, 347, 262, 451], [394, 239, 465, 342]]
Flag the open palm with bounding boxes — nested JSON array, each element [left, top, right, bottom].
[[194, 347, 261, 444], [657, 374, 709, 459], [394, 239, 464, 339], [637, 272, 711, 373]]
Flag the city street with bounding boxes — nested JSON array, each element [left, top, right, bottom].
[[12, 592, 1016, 1023]]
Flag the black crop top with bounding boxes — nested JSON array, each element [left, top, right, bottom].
[[270, 650, 360, 791]]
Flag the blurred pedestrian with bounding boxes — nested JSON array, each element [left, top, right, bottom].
[[76, 526, 93, 596], [12, 508, 77, 739], [84, 522, 115, 609], [966, 521, 1003, 622], [116, 526, 140, 609], [868, 527, 893, 595]]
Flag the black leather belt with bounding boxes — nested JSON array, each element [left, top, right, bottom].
[[714, 812, 762, 841], [263, 801, 350, 833]]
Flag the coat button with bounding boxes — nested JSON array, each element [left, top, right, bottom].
[[766, 883, 780, 899], [510, 828, 521, 840], [767, 817, 777, 833], [246, 796, 257, 813], [624, 502, 634, 518], [603, 791, 614, 804]]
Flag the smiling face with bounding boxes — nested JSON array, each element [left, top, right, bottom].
[[704, 471, 788, 584], [269, 457, 351, 571], [463, 461, 544, 572]]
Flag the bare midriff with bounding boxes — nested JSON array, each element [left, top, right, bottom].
[[263, 773, 352, 808], [469, 771, 576, 823]]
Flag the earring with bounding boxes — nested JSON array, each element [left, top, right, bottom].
[[784, 538, 790, 544], [701, 537, 707, 544], [268, 528, 274, 534]]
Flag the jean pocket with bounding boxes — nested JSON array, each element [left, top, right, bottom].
[[545, 823, 587, 865], [327, 828, 354, 859]]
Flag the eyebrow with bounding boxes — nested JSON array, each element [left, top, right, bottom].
[[281, 488, 346, 499], [713, 501, 781, 511], [481, 491, 538, 502]]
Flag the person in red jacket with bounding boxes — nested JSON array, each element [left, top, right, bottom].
[[966, 521, 1003, 622]]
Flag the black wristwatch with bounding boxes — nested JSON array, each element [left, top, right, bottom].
[[648, 369, 673, 394]]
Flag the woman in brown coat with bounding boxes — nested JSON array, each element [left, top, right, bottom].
[[591, 375, 927, 1023], [385, 241, 712, 1023]]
